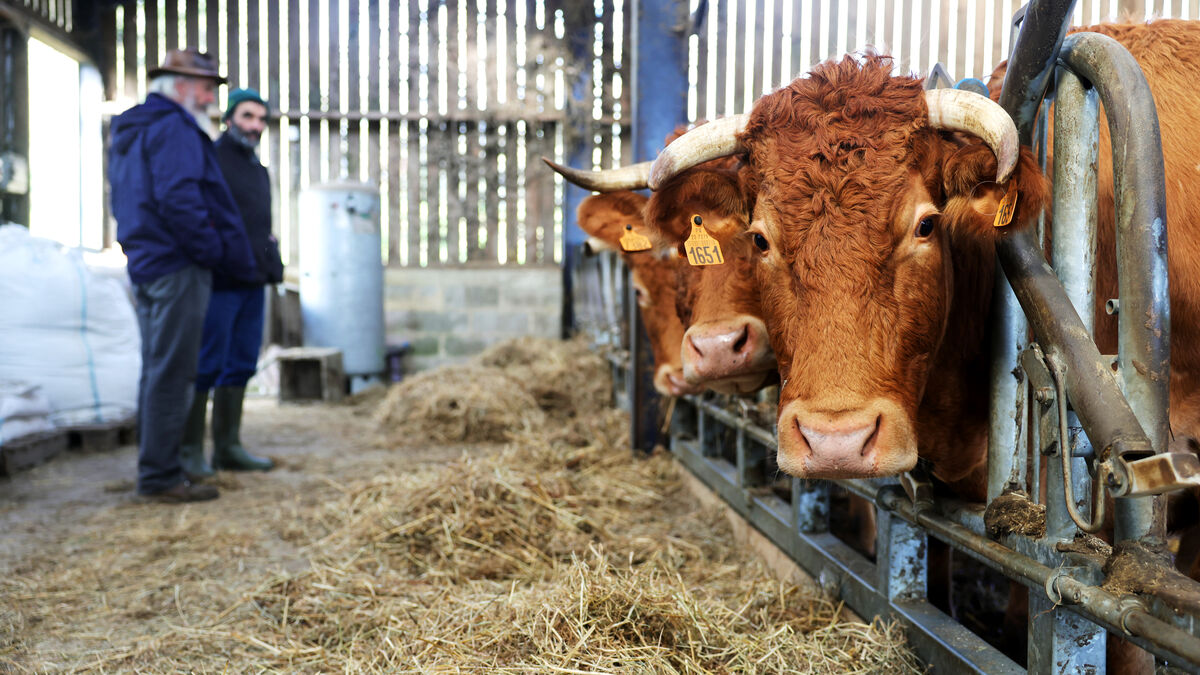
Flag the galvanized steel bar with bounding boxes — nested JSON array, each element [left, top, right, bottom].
[[1058, 29, 1170, 542], [1050, 67, 1100, 338], [877, 486, 1200, 667]]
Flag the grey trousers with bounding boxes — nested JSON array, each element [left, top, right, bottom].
[[134, 264, 212, 494]]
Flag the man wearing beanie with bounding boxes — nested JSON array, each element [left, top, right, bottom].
[[179, 88, 283, 478]]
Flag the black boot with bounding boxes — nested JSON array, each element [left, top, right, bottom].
[[212, 386, 274, 471], [179, 389, 214, 479]]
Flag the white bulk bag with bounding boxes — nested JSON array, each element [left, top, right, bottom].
[[0, 225, 140, 427], [0, 380, 54, 444]]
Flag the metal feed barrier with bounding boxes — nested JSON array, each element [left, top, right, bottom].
[[572, 3, 1200, 672]]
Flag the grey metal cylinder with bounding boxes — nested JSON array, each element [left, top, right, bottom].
[[298, 183, 384, 393]]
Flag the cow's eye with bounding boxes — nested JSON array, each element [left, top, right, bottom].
[[915, 215, 937, 238], [753, 233, 770, 252]]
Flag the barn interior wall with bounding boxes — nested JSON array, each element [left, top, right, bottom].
[[384, 265, 562, 372]]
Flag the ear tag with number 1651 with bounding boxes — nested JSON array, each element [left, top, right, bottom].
[[619, 224, 653, 251], [684, 215, 724, 266], [993, 181, 1020, 228]]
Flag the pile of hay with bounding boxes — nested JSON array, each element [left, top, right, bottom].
[[373, 337, 610, 446], [1, 340, 922, 673]]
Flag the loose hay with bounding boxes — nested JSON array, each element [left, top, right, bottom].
[[374, 365, 544, 445], [2, 337, 921, 673]]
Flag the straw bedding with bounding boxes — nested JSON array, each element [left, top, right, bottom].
[[1, 337, 920, 673]]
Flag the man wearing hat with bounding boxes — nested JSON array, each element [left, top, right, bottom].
[[178, 88, 282, 478], [109, 49, 258, 503]]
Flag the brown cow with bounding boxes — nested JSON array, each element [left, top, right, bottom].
[[575, 190, 702, 398], [646, 165, 777, 394], [650, 22, 1200, 507], [549, 122, 777, 396]]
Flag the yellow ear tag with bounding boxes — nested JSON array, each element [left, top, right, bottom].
[[619, 224, 652, 251], [993, 182, 1019, 228], [684, 215, 724, 266]]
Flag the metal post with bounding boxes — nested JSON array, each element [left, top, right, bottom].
[[876, 508, 927, 601], [559, 10, 595, 335], [1058, 32, 1170, 544], [630, 0, 689, 165], [792, 479, 830, 534]]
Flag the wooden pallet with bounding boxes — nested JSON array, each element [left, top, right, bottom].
[[1, 429, 68, 476], [66, 418, 137, 453]]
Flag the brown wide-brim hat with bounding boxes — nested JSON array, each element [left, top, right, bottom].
[[147, 48, 227, 83]]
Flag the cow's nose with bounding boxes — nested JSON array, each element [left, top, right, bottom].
[[681, 319, 768, 384], [776, 402, 882, 478]]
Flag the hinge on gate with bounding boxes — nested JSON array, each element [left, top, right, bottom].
[[1022, 342, 1200, 500]]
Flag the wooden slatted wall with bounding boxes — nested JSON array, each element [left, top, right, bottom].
[[688, 0, 1200, 123], [5, 0, 75, 33], [102, 0, 633, 268]]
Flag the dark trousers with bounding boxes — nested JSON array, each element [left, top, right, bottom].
[[196, 286, 265, 389], [134, 264, 211, 494]]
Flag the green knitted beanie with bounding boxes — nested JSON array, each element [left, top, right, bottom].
[[224, 88, 267, 120]]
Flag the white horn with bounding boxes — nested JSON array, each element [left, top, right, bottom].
[[648, 114, 750, 190], [925, 88, 1019, 183], [542, 157, 651, 192]]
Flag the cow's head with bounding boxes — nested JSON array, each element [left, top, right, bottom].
[[649, 56, 1049, 481], [643, 165, 777, 394], [575, 191, 701, 397]]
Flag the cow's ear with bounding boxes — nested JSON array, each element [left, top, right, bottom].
[[576, 191, 649, 248], [940, 143, 1049, 240]]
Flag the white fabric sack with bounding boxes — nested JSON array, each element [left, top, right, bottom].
[[0, 225, 141, 427], [0, 380, 54, 444]]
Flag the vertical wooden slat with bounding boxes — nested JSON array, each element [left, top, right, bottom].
[[752, 0, 765, 100], [445, 0, 461, 262], [185, 0, 199, 48], [407, 0, 422, 265], [731, 0, 745, 111], [164, 0, 179, 51], [598, 3, 614, 169], [428, 0, 443, 263], [694, 0, 708, 120], [286, 0, 302, 266], [144, 0, 159, 73], [482, 0, 498, 262], [307, 0, 321, 186], [100, 7, 118, 100], [465, 121, 482, 262], [345, 0, 361, 180], [266, 0, 283, 258], [206, 0, 220, 58], [268, 0, 280, 102], [246, 0, 260, 91], [364, 0, 379, 194], [226, 0, 240, 88], [327, 0, 341, 180], [713, 0, 727, 118], [122, 0, 138, 98], [387, 0, 402, 264], [504, 122, 519, 264]]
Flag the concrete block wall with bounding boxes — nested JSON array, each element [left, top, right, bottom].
[[385, 265, 562, 373]]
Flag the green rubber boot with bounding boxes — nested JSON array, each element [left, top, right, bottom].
[[179, 389, 214, 479], [212, 386, 274, 471]]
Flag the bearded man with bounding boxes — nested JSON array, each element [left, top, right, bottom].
[[179, 88, 282, 478], [109, 49, 258, 503]]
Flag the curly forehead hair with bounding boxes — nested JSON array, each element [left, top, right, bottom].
[[739, 56, 939, 249]]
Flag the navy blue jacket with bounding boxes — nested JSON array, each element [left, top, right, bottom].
[[109, 94, 258, 285]]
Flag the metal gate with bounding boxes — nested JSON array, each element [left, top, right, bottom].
[[574, 3, 1200, 672]]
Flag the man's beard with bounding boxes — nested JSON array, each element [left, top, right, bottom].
[[226, 122, 260, 150], [181, 92, 219, 140]]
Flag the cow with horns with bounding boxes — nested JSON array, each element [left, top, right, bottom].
[[548, 123, 778, 396], [646, 20, 1200, 507], [571, 189, 702, 398]]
